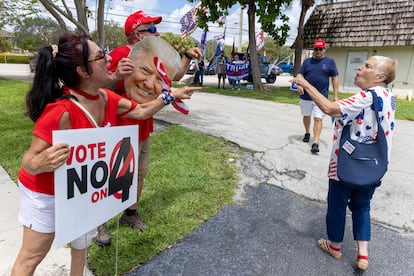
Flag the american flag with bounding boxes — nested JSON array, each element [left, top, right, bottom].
[[180, 2, 202, 39], [200, 30, 207, 57], [255, 30, 265, 51], [214, 26, 226, 41], [215, 15, 227, 25]]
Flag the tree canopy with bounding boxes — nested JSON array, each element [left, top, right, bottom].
[[192, 0, 292, 90], [13, 17, 65, 51]]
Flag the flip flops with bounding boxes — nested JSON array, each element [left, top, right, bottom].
[[317, 239, 342, 259]]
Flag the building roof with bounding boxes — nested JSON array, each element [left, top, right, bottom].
[[300, 0, 414, 48], [0, 30, 13, 39]]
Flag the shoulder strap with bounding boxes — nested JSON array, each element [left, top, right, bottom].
[[368, 90, 380, 124], [69, 98, 99, 128], [367, 90, 385, 139]]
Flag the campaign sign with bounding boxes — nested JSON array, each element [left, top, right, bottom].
[[226, 60, 250, 81], [53, 125, 138, 248]]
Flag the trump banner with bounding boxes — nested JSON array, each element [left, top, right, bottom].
[[226, 60, 250, 81], [53, 125, 139, 248]]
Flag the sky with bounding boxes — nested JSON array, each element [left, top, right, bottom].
[[87, 0, 308, 47]]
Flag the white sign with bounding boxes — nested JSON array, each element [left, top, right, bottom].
[[344, 51, 368, 92], [53, 125, 139, 248]]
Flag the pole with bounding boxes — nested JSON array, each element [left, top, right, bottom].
[[238, 7, 243, 52]]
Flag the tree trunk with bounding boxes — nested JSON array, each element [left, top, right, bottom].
[[247, 1, 263, 90], [96, 0, 105, 47], [293, 0, 314, 76], [74, 0, 89, 34]]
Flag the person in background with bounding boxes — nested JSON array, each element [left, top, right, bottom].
[[291, 55, 397, 271], [231, 55, 242, 91], [197, 59, 205, 85], [11, 34, 198, 276], [296, 39, 339, 153], [216, 50, 227, 89], [95, 10, 202, 246]]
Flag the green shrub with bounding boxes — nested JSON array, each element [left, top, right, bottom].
[[0, 55, 32, 64]]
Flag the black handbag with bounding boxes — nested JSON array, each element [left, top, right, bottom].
[[337, 91, 388, 186]]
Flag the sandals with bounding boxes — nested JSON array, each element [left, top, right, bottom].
[[356, 255, 369, 270], [317, 239, 342, 259], [318, 239, 369, 270]]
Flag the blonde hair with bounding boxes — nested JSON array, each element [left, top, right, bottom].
[[372, 55, 397, 85], [129, 36, 181, 80]]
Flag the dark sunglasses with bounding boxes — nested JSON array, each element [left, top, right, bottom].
[[88, 49, 109, 63], [314, 48, 325, 51], [138, 26, 157, 34]]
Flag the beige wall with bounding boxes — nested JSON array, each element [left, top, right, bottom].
[[326, 46, 414, 99]]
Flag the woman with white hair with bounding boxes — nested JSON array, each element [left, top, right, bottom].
[[291, 55, 397, 271]]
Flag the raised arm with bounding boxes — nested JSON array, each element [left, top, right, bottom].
[[291, 75, 342, 118], [119, 86, 201, 120]]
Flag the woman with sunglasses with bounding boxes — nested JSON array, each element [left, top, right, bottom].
[[11, 33, 199, 276]]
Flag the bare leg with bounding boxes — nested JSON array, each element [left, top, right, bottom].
[[70, 247, 89, 276], [303, 116, 311, 134], [313, 117, 323, 144], [357, 240, 368, 256], [12, 226, 54, 276], [127, 177, 144, 211]]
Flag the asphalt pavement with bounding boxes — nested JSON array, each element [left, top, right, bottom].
[[1, 66, 414, 275]]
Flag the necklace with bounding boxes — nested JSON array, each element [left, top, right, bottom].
[[71, 88, 100, 100]]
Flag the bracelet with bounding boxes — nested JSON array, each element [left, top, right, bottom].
[[161, 90, 175, 105], [183, 51, 192, 60]]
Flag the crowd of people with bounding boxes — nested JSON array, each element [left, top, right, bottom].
[[9, 5, 398, 273]]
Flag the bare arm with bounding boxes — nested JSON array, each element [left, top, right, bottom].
[[291, 76, 342, 118], [120, 86, 202, 120], [22, 112, 71, 175], [174, 48, 202, 81], [332, 75, 339, 101]]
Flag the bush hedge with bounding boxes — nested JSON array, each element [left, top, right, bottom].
[[0, 55, 32, 64]]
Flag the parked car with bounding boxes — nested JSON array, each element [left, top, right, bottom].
[[186, 59, 198, 75], [276, 61, 294, 74], [243, 54, 281, 84]]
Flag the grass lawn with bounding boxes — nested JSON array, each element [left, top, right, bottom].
[[0, 80, 240, 275]]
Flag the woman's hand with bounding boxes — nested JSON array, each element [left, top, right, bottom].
[[115, 58, 135, 81], [290, 75, 307, 95], [171, 86, 202, 100], [23, 140, 70, 175], [185, 48, 202, 60]]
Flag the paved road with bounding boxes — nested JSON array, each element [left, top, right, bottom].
[[126, 92, 414, 275], [1, 65, 413, 275]]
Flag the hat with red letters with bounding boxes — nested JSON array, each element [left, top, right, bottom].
[[124, 10, 162, 36]]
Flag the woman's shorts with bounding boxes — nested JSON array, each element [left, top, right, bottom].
[[18, 182, 55, 233], [18, 182, 96, 249]]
